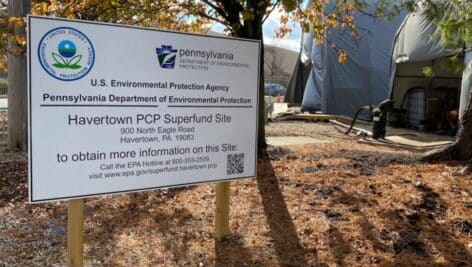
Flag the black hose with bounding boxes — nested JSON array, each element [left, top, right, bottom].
[[345, 106, 371, 135]]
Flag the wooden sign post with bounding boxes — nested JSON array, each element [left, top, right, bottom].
[[215, 181, 231, 239], [67, 199, 84, 267]]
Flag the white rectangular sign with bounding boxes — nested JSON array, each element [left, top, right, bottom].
[[28, 16, 260, 203]]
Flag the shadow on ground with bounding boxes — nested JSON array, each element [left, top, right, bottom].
[[257, 150, 310, 265]]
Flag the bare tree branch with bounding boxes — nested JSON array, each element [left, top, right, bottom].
[[197, 10, 231, 28], [202, 0, 229, 21], [262, 0, 281, 24]]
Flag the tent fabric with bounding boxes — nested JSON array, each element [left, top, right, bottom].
[[459, 51, 471, 116], [390, 5, 471, 118], [285, 30, 313, 104], [300, 29, 314, 65], [285, 58, 312, 103], [392, 12, 452, 64], [301, 3, 405, 116]]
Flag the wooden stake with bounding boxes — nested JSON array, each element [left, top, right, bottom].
[[215, 181, 231, 239], [67, 199, 84, 267]]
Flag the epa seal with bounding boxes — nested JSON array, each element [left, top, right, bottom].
[[37, 27, 95, 81]]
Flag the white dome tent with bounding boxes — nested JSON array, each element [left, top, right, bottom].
[[388, 4, 471, 131], [299, 1, 405, 116]]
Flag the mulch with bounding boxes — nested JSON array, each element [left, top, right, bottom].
[[1, 117, 471, 266]]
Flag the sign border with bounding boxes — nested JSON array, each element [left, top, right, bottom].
[[27, 15, 261, 203]]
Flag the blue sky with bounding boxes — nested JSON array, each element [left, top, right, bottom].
[[212, 8, 302, 52]]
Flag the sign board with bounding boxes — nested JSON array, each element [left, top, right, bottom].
[[28, 16, 260, 203]]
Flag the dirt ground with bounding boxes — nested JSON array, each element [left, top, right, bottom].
[[1, 115, 471, 266]]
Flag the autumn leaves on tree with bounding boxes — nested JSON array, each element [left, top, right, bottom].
[[2, 0, 471, 160]]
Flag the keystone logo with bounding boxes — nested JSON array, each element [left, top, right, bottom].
[[156, 45, 177, 69]]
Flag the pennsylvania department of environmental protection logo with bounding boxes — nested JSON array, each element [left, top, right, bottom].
[[38, 27, 95, 81], [156, 45, 177, 69]]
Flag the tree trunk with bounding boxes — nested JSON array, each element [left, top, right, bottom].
[[257, 37, 266, 149], [233, 9, 266, 149], [7, 0, 30, 151], [423, 90, 472, 161]]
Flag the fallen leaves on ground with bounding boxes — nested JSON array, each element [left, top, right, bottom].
[[0, 117, 471, 266]]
